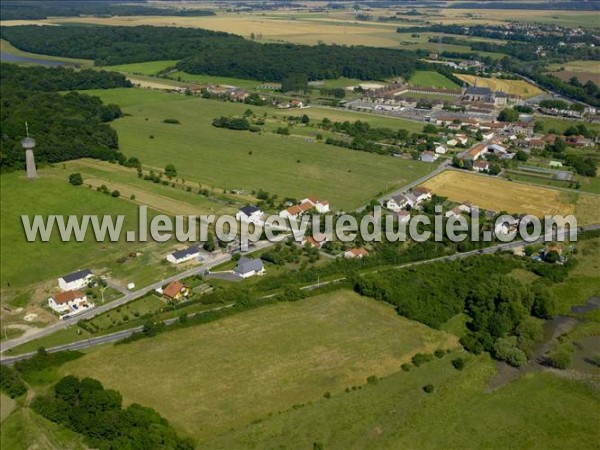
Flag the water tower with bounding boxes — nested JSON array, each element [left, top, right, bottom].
[[21, 123, 38, 179]]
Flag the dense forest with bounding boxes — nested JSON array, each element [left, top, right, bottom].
[[1, 25, 422, 81], [32, 375, 194, 449], [1, 63, 130, 171], [0, 1, 215, 20]]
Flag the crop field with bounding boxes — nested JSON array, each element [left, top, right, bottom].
[[61, 290, 457, 442], [421, 170, 600, 222], [83, 88, 434, 210], [408, 70, 460, 90], [205, 354, 600, 449], [547, 60, 600, 85], [456, 74, 543, 98]]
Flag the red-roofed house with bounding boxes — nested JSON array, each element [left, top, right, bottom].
[[163, 281, 189, 301], [48, 290, 91, 315], [344, 248, 369, 259]]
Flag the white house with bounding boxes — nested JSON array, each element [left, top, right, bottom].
[[394, 210, 411, 223], [482, 131, 495, 140], [236, 205, 263, 224], [412, 187, 433, 204], [435, 145, 447, 154], [280, 197, 329, 220], [58, 269, 93, 292], [166, 245, 201, 264], [445, 206, 462, 218], [48, 290, 93, 315], [473, 161, 490, 172], [233, 257, 265, 278], [446, 139, 458, 147], [495, 216, 519, 236], [419, 151, 438, 163], [385, 194, 408, 212], [458, 202, 472, 213]]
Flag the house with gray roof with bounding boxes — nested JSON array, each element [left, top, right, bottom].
[[233, 257, 265, 278], [58, 269, 93, 292]]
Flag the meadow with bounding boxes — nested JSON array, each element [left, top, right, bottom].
[[456, 74, 543, 98], [408, 70, 460, 90], [0, 168, 182, 308], [421, 170, 600, 223], [204, 354, 600, 449], [82, 87, 434, 210], [61, 290, 457, 442], [547, 60, 600, 85]]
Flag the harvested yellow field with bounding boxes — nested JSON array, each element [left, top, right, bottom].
[[456, 74, 543, 98], [422, 171, 575, 217]]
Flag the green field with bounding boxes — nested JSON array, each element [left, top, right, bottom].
[[537, 116, 600, 135], [167, 70, 263, 90], [82, 87, 434, 210], [101, 60, 178, 76], [205, 354, 600, 449], [0, 169, 176, 301], [408, 70, 460, 90], [60, 290, 457, 442]]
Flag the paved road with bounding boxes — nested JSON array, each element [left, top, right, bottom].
[[373, 159, 451, 208], [0, 239, 278, 354], [4, 224, 597, 364]]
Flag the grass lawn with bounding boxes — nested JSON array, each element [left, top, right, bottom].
[[101, 60, 178, 76], [408, 70, 460, 90], [550, 237, 600, 314], [204, 354, 600, 449], [0, 169, 175, 300], [82, 88, 434, 210], [1, 405, 87, 450], [167, 71, 263, 90], [60, 290, 457, 442], [536, 116, 600, 135]]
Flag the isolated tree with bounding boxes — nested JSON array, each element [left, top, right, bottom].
[[69, 173, 83, 186], [164, 164, 177, 178]]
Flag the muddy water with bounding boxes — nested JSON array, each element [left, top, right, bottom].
[[485, 297, 599, 391]]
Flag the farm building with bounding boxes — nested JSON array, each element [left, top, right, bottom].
[[166, 245, 201, 264], [58, 269, 93, 292], [233, 257, 265, 278], [48, 290, 93, 315], [236, 205, 263, 224]]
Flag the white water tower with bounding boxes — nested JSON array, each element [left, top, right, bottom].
[[21, 123, 38, 179]]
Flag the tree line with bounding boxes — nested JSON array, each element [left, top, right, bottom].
[[2, 25, 423, 81], [0, 1, 215, 20], [32, 375, 194, 449], [1, 63, 130, 172]]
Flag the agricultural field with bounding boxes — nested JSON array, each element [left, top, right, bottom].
[[547, 60, 600, 85], [456, 74, 543, 98], [60, 290, 458, 443], [82, 87, 434, 210], [421, 170, 600, 223], [205, 354, 600, 449], [408, 70, 460, 90]]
